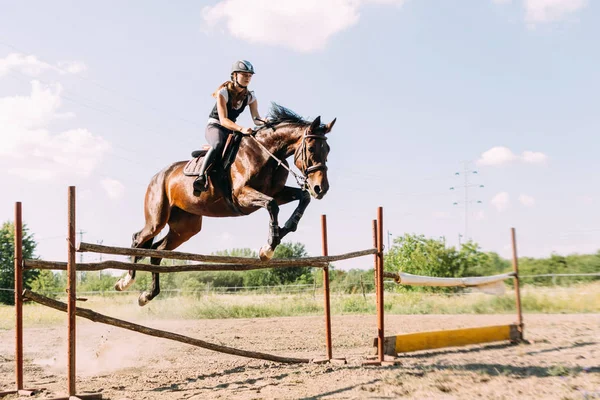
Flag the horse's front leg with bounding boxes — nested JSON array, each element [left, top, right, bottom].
[[236, 186, 280, 261], [274, 186, 311, 241]]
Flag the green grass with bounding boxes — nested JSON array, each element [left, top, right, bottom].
[[0, 282, 598, 330]]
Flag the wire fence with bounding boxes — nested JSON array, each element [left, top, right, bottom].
[[1, 272, 597, 299]]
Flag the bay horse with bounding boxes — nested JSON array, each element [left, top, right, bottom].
[[115, 104, 335, 305]]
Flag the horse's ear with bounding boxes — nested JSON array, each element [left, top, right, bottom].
[[309, 116, 321, 133], [324, 118, 336, 133]]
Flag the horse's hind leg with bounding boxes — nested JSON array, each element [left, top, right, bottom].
[[138, 208, 203, 306], [114, 234, 155, 291], [115, 172, 171, 292]]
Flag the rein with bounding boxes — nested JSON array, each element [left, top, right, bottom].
[[248, 126, 327, 190]]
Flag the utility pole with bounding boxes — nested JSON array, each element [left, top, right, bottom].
[[450, 161, 484, 242], [97, 240, 104, 276], [77, 229, 86, 263]]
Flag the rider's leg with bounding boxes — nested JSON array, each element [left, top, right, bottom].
[[193, 124, 229, 193], [193, 147, 218, 191]]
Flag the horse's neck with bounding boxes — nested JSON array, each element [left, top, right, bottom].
[[259, 125, 304, 158]]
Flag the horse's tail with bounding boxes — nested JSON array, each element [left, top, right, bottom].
[[130, 164, 174, 262]]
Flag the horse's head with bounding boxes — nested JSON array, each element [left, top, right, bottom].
[[295, 116, 336, 200]]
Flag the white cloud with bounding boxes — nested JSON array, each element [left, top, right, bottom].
[[0, 53, 88, 78], [58, 61, 88, 75], [101, 178, 125, 200], [476, 146, 517, 166], [0, 80, 110, 181], [491, 192, 510, 211], [202, 0, 406, 53], [519, 194, 536, 207], [522, 150, 548, 164], [525, 0, 587, 24], [0, 53, 54, 78], [477, 146, 549, 167]]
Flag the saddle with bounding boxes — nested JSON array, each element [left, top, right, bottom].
[[183, 132, 245, 215], [183, 132, 243, 177]]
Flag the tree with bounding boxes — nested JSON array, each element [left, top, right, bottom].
[[385, 234, 490, 292], [271, 242, 311, 284], [0, 221, 39, 305]]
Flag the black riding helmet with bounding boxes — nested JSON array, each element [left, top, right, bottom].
[[231, 60, 255, 75]]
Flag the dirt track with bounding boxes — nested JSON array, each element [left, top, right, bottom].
[[1, 314, 598, 399]]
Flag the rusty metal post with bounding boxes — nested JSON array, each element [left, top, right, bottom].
[[321, 215, 332, 360], [376, 207, 384, 362], [67, 186, 77, 396], [511, 227, 524, 340], [372, 220, 378, 308], [14, 202, 23, 390]]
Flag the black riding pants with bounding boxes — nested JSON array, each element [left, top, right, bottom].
[[205, 123, 231, 155]]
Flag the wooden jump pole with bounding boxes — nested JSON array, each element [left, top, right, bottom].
[[75, 242, 374, 266], [372, 218, 378, 320], [321, 215, 332, 360], [67, 186, 77, 396], [0, 202, 26, 397], [511, 227, 524, 341], [14, 202, 23, 392], [63, 187, 103, 400], [0, 202, 40, 398], [376, 207, 384, 363], [23, 290, 310, 364], [380, 324, 522, 355]]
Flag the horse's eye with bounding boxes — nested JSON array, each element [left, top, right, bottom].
[[309, 146, 315, 152]]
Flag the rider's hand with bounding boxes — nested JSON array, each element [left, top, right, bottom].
[[240, 127, 254, 135], [254, 117, 268, 126]]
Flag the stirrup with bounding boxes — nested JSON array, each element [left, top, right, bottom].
[[193, 175, 208, 193]]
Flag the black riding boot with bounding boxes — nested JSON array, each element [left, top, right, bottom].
[[193, 147, 218, 194]]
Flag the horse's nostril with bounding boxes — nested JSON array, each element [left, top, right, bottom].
[[314, 185, 321, 195]]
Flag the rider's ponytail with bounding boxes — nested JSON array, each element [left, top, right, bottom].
[[211, 79, 248, 109], [211, 81, 231, 98]]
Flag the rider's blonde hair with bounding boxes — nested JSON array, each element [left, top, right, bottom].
[[211, 74, 248, 109]]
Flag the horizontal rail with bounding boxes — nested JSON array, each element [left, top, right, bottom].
[[23, 259, 328, 272], [520, 273, 600, 278], [375, 324, 522, 355], [23, 290, 310, 364], [382, 271, 516, 287], [77, 242, 377, 265]]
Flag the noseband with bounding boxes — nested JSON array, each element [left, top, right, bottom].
[[296, 128, 328, 177]]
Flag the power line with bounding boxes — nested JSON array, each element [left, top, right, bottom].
[[450, 161, 484, 243], [0, 39, 203, 128]]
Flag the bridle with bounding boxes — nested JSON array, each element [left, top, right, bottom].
[[248, 125, 328, 190], [296, 128, 328, 177]]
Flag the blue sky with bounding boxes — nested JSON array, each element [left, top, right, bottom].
[[0, 0, 598, 271]]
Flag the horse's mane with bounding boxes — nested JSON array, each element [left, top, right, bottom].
[[266, 103, 310, 127]]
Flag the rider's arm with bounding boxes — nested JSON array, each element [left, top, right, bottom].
[[216, 93, 252, 133]]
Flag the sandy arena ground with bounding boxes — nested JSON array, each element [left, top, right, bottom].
[[1, 314, 599, 399]]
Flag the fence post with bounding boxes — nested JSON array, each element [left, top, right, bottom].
[[511, 227, 524, 340], [321, 215, 332, 360], [14, 202, 23, 391], [376, 207, 385, 362], [67, 186, 77, 396]]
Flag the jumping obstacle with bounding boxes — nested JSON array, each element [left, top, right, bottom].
[[4, 186, 377, 398], [371, 227, 525, 357]]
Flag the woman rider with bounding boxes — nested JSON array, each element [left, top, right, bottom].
[[193, 59, 266, 193]]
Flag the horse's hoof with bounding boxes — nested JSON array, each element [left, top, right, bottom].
[[114, 277, 135, 292], [138, 292, 151, 307], [259, 245, 274, 261]]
